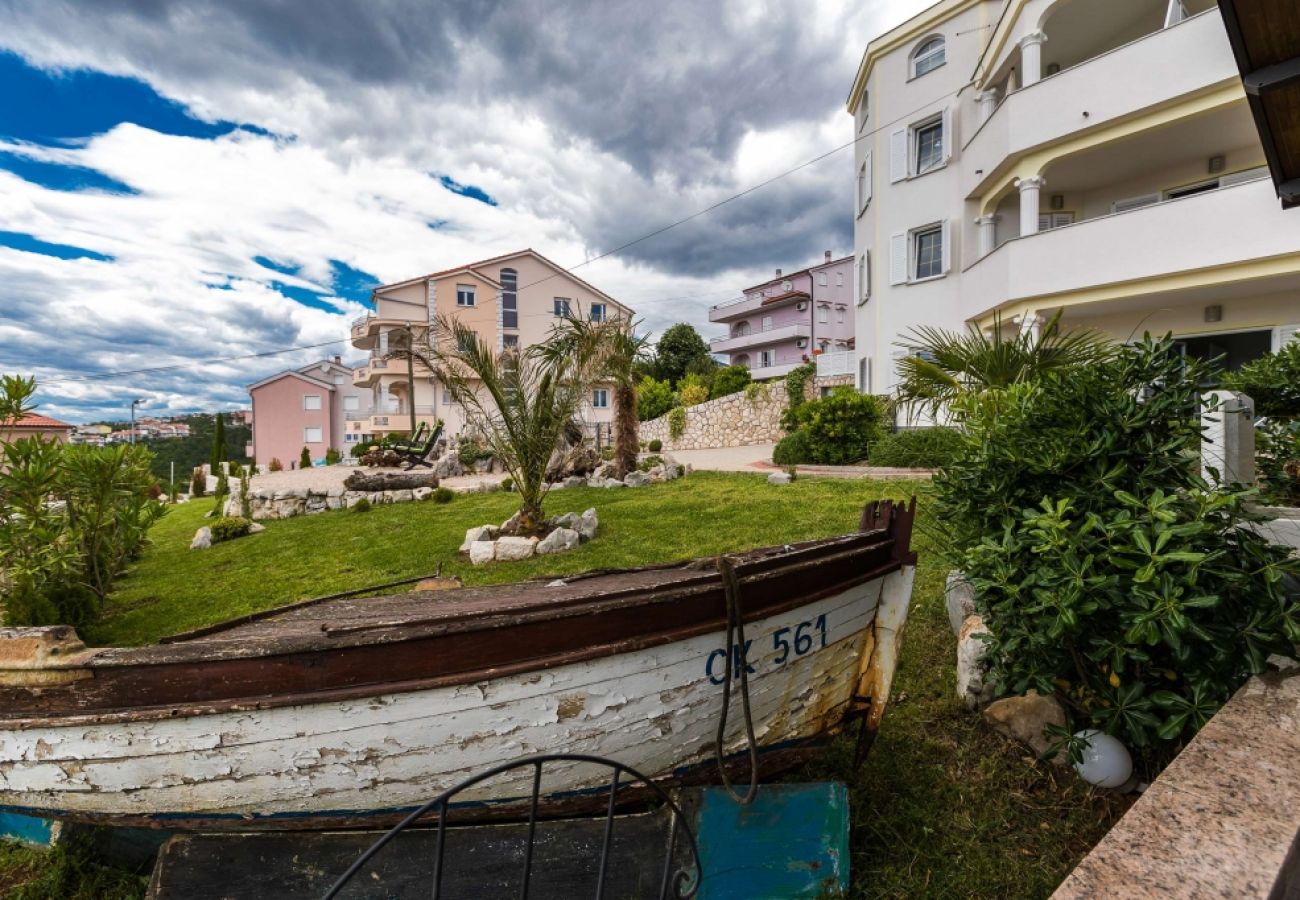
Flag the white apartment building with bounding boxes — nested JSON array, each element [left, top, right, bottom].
[[848, 0, 1300, 398]]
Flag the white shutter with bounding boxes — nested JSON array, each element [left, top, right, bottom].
[[941, 220, 952, 273], [889, 233, 908, 284], [863, 251, 872, 301], [1278, 324, 1300, 349], [1220, 165, 1270, 187], [889, 129, 907, 182], [941, 107, 953, 163], [864, 151, 873, 205], [1111, 193, 1160, 214]]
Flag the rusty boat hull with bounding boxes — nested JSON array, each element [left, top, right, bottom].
[[0, 500, 916, 831]]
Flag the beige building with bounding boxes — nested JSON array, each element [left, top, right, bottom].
[[349, 249, 633, 439]]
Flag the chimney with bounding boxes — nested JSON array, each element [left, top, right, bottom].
[[775, 268, 782, 278], [824, 250, 832, 262], [333, 354, 341, 365]]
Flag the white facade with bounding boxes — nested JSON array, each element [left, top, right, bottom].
[[849, 0, 1300, 398]]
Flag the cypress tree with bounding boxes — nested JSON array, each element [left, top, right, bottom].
[[210, 413, 227, 472]]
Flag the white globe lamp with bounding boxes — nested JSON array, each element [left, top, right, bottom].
[[1072, 729, 1133, 788]]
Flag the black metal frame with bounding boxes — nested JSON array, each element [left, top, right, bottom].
[[398, 422, 445, 470], [321, 752, 702, 900]]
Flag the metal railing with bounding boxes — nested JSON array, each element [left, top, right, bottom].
[[322, 753, 701, 900], [816, 351, 855, 377], [351, 314, 371, 329]]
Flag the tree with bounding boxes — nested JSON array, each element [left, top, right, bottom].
[[894, 310, 1114, 420], [299, 446, 312, 469], [653, 324, 715, 387], [636, 376, 675, 422], [710, 364, 751, 400], [210, 412, 227, 472]]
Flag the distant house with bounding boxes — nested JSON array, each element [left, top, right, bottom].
[[708, 251, 856, 381], [1, 414, 76, 444], [246, 357, 372, 467]]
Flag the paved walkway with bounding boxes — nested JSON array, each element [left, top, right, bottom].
[[665, 444, 931, 480]]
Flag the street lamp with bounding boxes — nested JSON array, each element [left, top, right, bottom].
[[130, 399, 144, 445]]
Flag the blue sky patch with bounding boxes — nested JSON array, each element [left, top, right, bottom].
[[0, 50, 256, 143], [329, 260, 380, 304], [253, 255, 301, 277], [0, 230, 113, 261], [269, 280, 341, 314], [0, 150, 137, 194], [437, 174, 497, 206]]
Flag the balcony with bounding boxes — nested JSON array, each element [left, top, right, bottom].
[[963, 10, 1237, 198], [961, 177, 1290, 320], [816, 351, 855, 378], [351, 358, 389, 386], [746, 362, 802, 381], [710, 322, 810, 354], [351, 317, 427, 351], [708, 290, 810, 323], [370, 406, 438, 433]]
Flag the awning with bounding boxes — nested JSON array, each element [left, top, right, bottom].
[[1218, 0, 1300, 208]]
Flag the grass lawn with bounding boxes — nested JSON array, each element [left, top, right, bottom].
[[3, 472, 1129, 898]]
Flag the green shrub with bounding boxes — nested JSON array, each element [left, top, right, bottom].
[[351, 440, 376, 459], [190, 466, 206, 497], [636, 376, 675, 422], [780, 388, 885, 465], [500, 476, 514, 492], [936, 337, 1300, 758], [1221, 339, 1300, 418], [648, 439, 662, 452], [268, 457, 283, 472], [325, 448, 341, 466], [638, 454, 664, 471], [352, 498, 371, 513], [668, 407, 687, 441], [298, 447, 312, 470], [772, 430, 811, 466], [783, 362, 816, 415], [678, 373, 708, 407], [227, 460, 243, 478], [433, 487, 455, 504], [1256, 418, 1300, 505], [869, 427, 964, 468], [710, 364, 751, 400], [457, 439, 482, 466], [210, 516, 251, 543], [600, 446, 615, 461]]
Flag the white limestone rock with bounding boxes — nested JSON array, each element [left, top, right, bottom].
[[495, 536, 539, 562], [577, 509, 599, 543], [248, 522, 267, 534], [189, 527, 212, 550], [982, 691, 1067, 761], [624, 470, 651, 487], [537, 527, 580, 555], [412, 487, 433, 501], [957, 614, 995, 710], [767, 472, 791, 486], [946, 570, 977, 636], [460, 525, 499, 552], [469, 540, 497, 566]]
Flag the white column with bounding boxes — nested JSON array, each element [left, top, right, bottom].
[[975, 214, 1000, 256], [1017, 311, 1044, 341], [1015, 176, 1045, 237], [1201, 391, 1255, 485], [976, 89, 1000, 124], [1018, 31, 1048, 87]]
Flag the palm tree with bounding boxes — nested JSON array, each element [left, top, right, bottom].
[[404, 316, 604, 535], [894, 310, 1114, 419], [539, 314, 650, 478]]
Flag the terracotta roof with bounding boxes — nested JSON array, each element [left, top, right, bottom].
[[2, 414, 75, 429]]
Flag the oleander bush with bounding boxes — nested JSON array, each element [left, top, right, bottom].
[[935, 337, 1300, 758], [869, 427, 964, 468]]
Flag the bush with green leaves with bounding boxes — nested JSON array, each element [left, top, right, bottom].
[[351, 440, 376, 459], [352, 497, 371, 513], [433, 487, 455, 504], [779, 388, 886, 465], [667, 406, 687, 441], [772, 429, 812, 466], [710, 364, 751, 400], [268, 457, 283, 472], [499, 476, 514, 492], [190, 465, 206, 498], [869, 427, 964, 468], [325, 448, 341, 466], [638, 454, 663, 471], [648, 439, 662, 452], [457, 438, 483, 467], [1221, 339, 1300, 418], [783, 362, 815, 412], [935, 337, 1300, 757], [210, 516, 252, 543], [298, 447, 312, 469], [1255, 418, 1300, 506], [677, 373, 708, 407], [636, 376, 675, 422]]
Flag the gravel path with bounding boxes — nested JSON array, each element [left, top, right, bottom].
[[249, 465, 505, 494], [665, 444, 777, 472]]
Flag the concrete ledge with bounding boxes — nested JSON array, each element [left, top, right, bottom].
[[1053, 668, 1300, 899]]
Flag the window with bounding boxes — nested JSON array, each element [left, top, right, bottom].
[[1038, 212, 1075, 231], [761, 315, 773, 332], [304, 426, 323, 444], [818, 307, 829, 324], [500, 268, 517, 328], [502, 334, 519, 349], [914, 118, 944, 174], [819, 272, 828, 286], [856, 91, 869, 133], [591, 389, 609, 409], [333, 375, 345, 385], [857, 255, 868, 305], [836, 271, 844, 286], [911, 36, 945, 78], [859, 357, 871, 393], [836, 308, 845, 324], [553, 298, 571, 317], [590, 303, 606, 322], [343, 396, 359, 411], [441, 388, 453, 406], [303, 394, 322, 411], [344, 433, 355, 442], [734, 321, 751, 337], [857, 155, 871, 213], [760, 350, 774, 368], [1164, 179, 1219, 201], [914, 225, 944, 279], [456, 284, 476, 307]]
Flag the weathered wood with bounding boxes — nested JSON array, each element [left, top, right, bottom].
[[341, 470, 439, 491]]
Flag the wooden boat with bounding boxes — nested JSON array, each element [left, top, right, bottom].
[[0, 499, 916, 831]]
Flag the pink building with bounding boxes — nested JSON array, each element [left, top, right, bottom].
[[708, 252, 856, 380], [0, 414, 75, 444], [246, 357, 372, 468]]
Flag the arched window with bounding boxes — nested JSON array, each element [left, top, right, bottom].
[[733, 321, 751, 337], [911, 36, 946, 78]]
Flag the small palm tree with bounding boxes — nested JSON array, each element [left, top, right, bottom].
[[894, 310, 1114, 418], [405, 316, 603, 535], [539, 314, 650, 478]]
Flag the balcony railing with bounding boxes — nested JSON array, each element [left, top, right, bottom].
[[710, 322, 811, 354], [816, 351, 855, 378]]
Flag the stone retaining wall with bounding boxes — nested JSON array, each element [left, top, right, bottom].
[[639, 383, 797, 450], [223, 484, 492, 520]]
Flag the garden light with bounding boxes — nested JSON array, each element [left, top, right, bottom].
[[1072, 730, 1133, 789]]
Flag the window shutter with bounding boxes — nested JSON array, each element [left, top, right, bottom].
[[1278, 324, 1300, 348], [941, 107, 953, 163], [889, 233, 908, 284], [941, 220, 952, 273], [864, 151, 873, 205], [1111, 193, 1160, 214], [890, 129, 907, 182], [863, 251, 872, 302], [1220, 165, 1269, 187], [1038, 213, 1051, 232]]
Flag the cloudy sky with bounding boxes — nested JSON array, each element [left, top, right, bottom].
[[0, 0, 931, 423]]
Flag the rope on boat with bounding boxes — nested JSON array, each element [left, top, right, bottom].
[[713, 556, 759, 805]]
